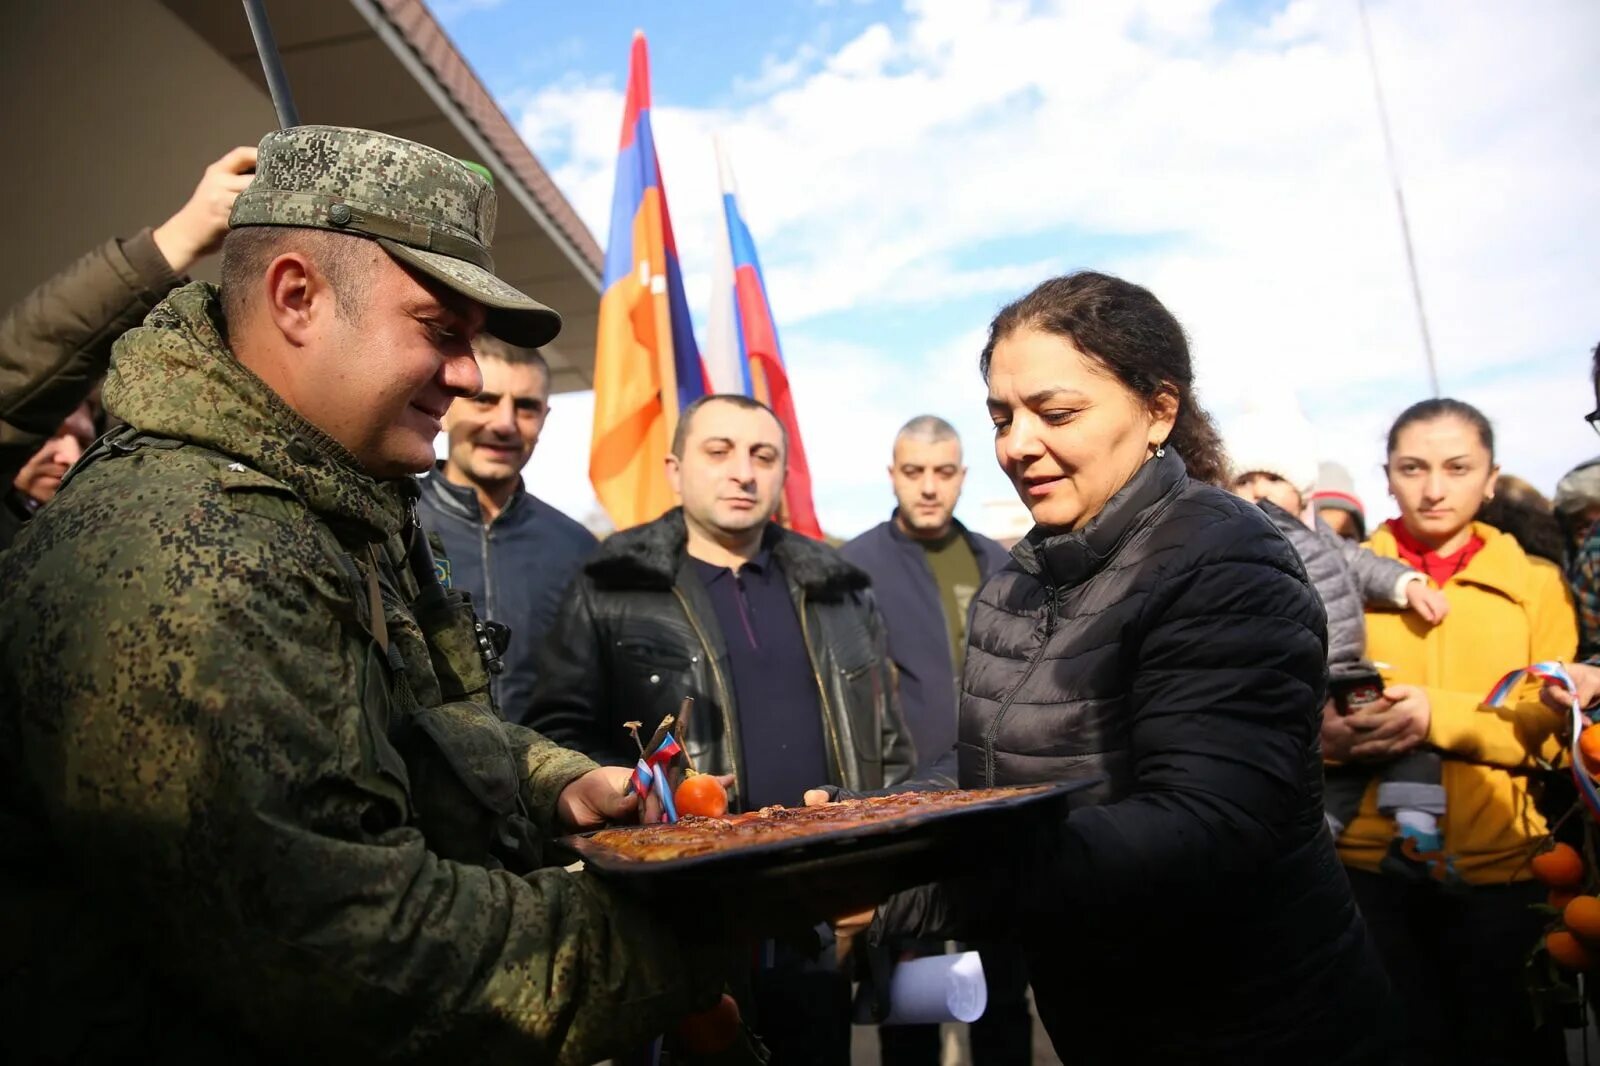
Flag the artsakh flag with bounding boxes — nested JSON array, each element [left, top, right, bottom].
[[589, 31, 708, 531], [704, 140, 823, 539]]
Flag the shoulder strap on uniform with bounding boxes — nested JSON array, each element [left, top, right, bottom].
[[53, 424, 142, 494], [365, 542, 391, 656]]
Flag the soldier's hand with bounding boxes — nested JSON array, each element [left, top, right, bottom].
[[152, 146, 258, 273], [555, 766, 639, 832]]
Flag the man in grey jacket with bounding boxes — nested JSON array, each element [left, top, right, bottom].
[[417, 334, 597, 724]]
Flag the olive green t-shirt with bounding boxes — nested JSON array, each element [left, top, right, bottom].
[[920, 529, 981, 671]]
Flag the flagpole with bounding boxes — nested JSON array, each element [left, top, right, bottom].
[[1356, 0, 1440, 398]]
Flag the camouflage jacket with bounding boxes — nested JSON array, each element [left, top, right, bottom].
[[0, 284, 721, 1064]]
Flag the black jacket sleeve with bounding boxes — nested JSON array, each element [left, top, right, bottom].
[[0, 230, 182, 483], [867, 593, 919, 787], [524, 579, 634, 767], [881, 545, 1327, 942]]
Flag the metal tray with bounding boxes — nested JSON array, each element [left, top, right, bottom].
[[555, 781, 1098, 928]]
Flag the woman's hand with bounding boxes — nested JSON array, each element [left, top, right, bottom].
[[1543, 662, 1600, 713], [1348, 684, 1431, 759]]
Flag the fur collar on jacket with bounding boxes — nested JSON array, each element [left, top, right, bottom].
[[585, 508, 871, 601]]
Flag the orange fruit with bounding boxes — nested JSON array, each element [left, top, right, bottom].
[[1566, 897, 1600, 945], [677, 994, 740, 1053], [1548, 930, 1597, 972], [674, 772, 729, 819], [1532, 843, 1584, 889], [1551, 889, 1581, 912], [1582, 725, 1600, 777]]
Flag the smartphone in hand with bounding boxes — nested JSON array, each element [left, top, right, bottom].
[[1329, 669, 1386, 716]]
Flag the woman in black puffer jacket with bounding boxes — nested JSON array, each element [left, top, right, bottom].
[[875, 273, 1394, 1065]]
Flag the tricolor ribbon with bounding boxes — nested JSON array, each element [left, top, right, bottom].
[[630, 733, 683, 823], [1485, 661, 1600, 820]]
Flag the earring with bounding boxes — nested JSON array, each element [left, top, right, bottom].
[[1154, 443, 1166, 459]]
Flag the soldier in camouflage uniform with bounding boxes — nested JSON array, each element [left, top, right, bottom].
[[0, 126, 729, 1063]]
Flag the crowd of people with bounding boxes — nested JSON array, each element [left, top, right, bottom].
[[2, 122, 1598, 1066]]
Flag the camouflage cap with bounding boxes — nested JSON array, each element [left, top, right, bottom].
[[229, 125, 561, 348]]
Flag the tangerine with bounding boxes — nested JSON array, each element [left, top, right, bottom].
[[1548, 930, 1597, 972], [1582, 725, 1600, 776], [1566, 896, 1600, 945], [675, 772, 729, 818], [1532, 843, 1584, 889], [677, 993, 740, 1053], [1551, 889, 1581, 912]]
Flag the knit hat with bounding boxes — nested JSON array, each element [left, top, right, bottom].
[[1555, 459, 1600, 515], [1225, 405, 1319, 497], [1310, 462, 1366, 539]]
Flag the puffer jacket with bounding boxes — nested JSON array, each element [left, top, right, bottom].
[[0, 229, 183, 486], [880, 450, 1392, 1065], [1258, 499, 1416, 677], [528, 510, 917, 805]]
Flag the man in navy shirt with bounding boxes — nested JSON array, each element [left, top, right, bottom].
[[418, 335, 597, 724], [530, 394, 914, 1063]]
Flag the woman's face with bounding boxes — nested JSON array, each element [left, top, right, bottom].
[[1386, 416, 1498, 545], [987, 328, 1174, 531]]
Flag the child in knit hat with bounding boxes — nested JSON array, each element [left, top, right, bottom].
[[1226, 406, 1457, 885], [1311, 461, 1367, 542]]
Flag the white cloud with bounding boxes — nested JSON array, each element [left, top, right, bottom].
[[505, 0, 1600, 538]]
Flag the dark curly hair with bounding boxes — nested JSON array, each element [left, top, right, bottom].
[[979, 271, 1228, 485]]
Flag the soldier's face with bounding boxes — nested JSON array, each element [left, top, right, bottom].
[[321, 255, 486, 478], [666, 401, 786, 539]]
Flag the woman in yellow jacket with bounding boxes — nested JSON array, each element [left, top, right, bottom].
[[1325, 398, 1576, 1066]]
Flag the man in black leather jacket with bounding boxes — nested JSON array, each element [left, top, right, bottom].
[[529, 393, 915, 807], [530, 393, 915, 1063]]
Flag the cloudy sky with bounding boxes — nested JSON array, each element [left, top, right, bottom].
[[436, 0, 1600, 539]]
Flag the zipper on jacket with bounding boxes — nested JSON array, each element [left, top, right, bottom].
[[981, 588, 1058, 787], [797, 590, 849, 786], [478, 521, 494, 628], [671, 586, 744, 800]]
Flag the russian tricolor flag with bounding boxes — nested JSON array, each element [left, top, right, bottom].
[[704, 141, 823, 539], [589, 31, 707, 531]]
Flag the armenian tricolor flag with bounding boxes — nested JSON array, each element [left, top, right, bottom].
[[589, 31, 707, 531], [704, 140, 823, 539]]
